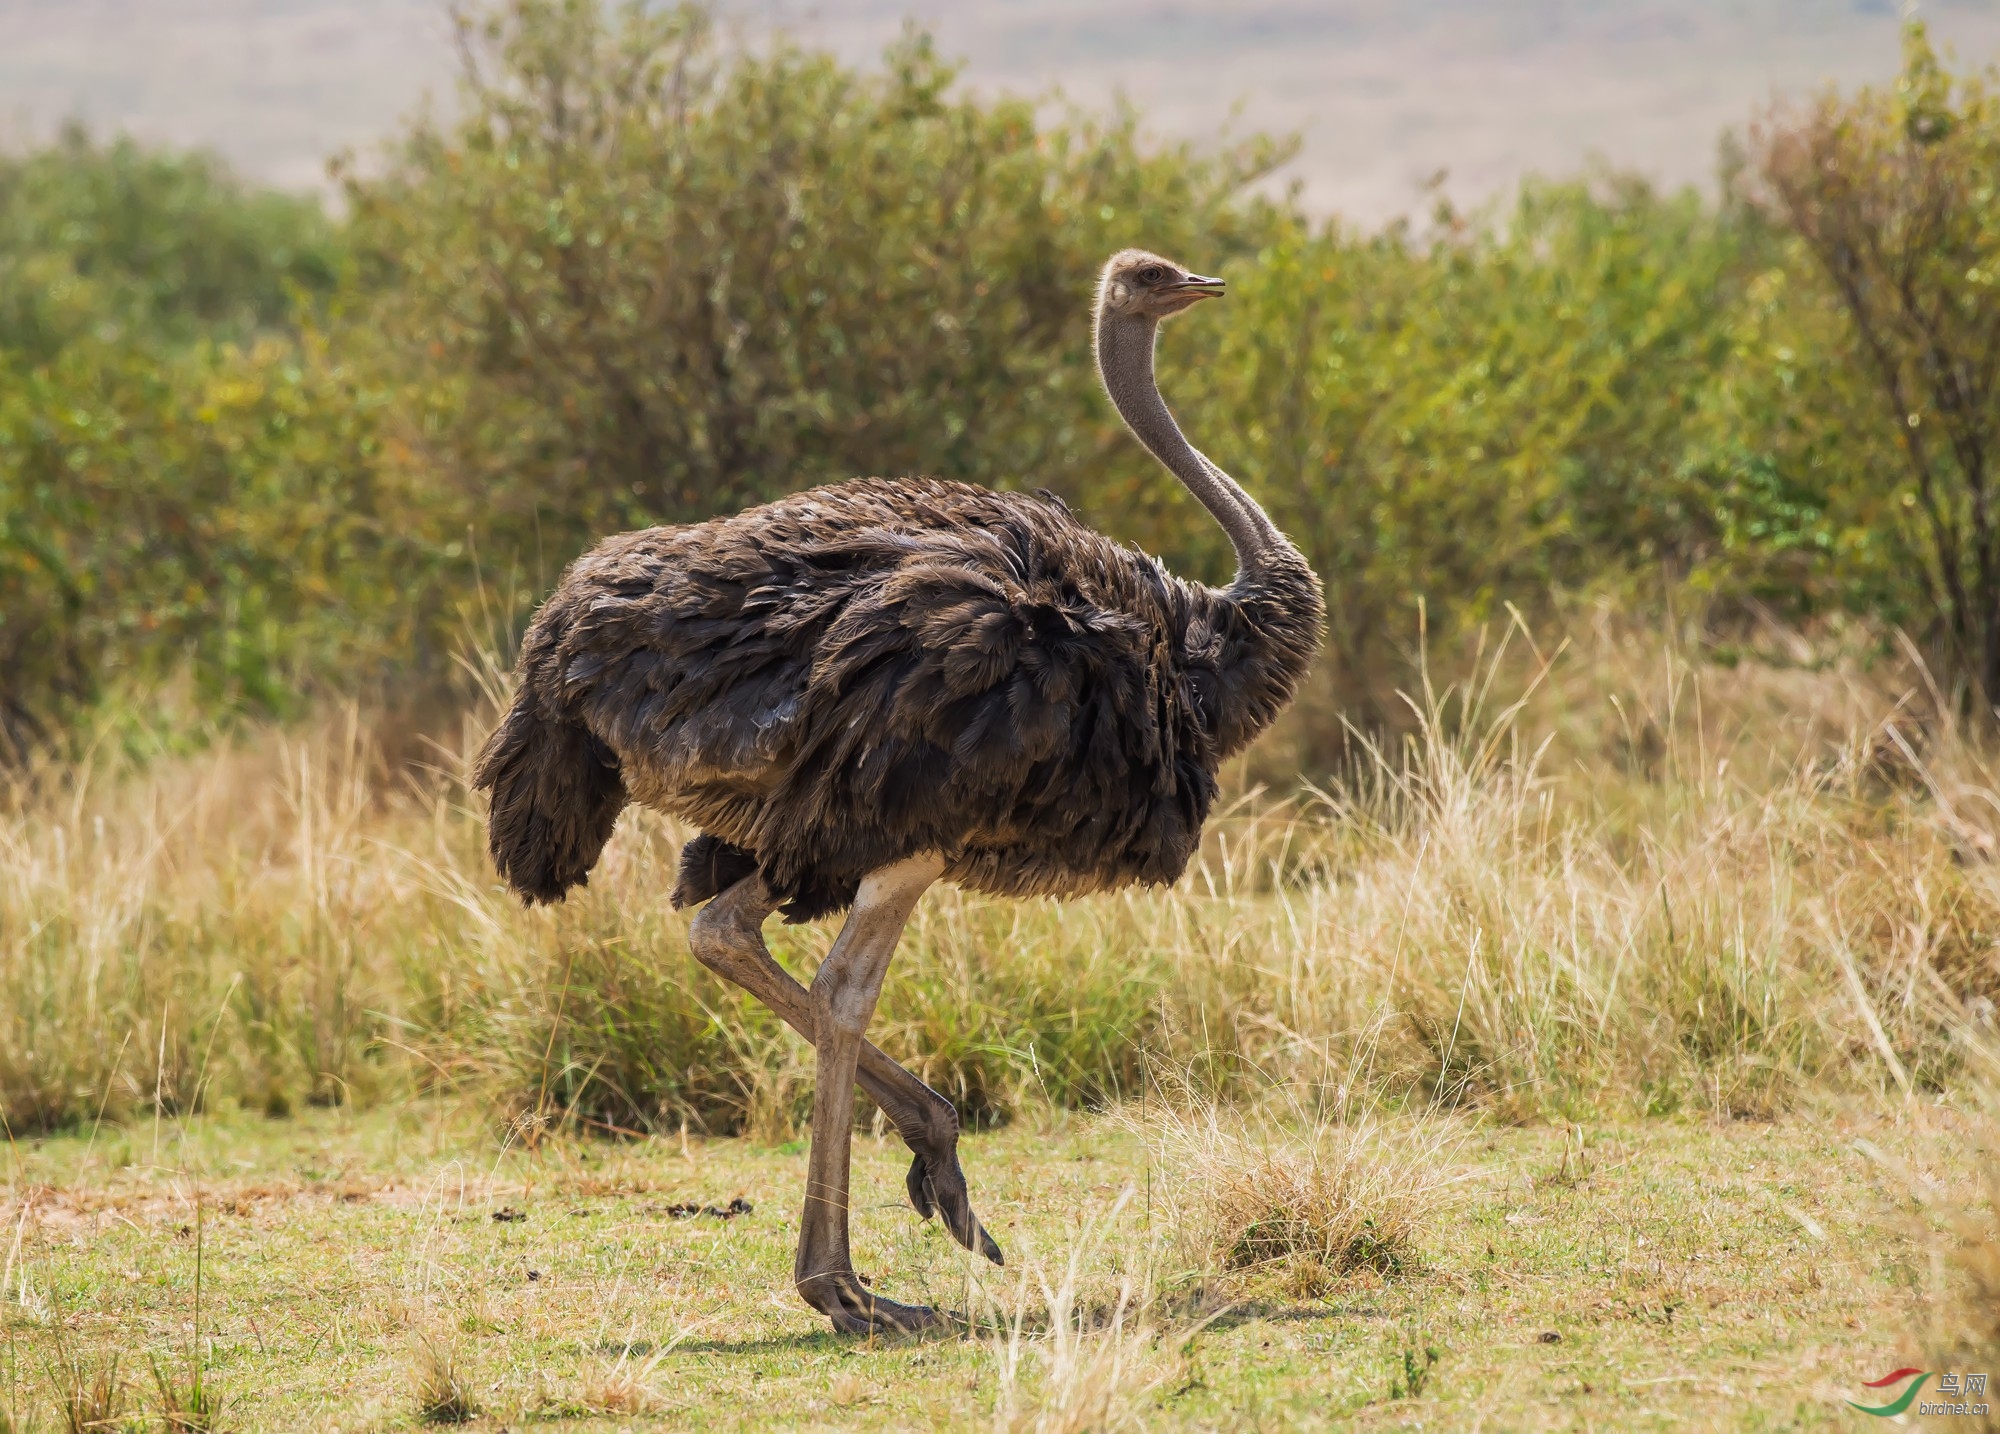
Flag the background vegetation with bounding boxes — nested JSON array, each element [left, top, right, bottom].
[[4, 1, 1996, 753], [7, 8, 2000, 1427], [0, 0, 1995, 1129], [2, 626, 1990, 1143]]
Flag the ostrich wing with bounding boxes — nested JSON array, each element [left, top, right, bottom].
[[515, 479, 1200, 915]]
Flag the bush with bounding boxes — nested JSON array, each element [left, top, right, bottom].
[[0, 130, 368, 740], [0, 334, 409, 737], [1168, 178, 1768, 728], [343, 0, 1287, 579], [1751, 20, 2000, 709], [0, 125, 338, 364], [6, 1, 2000, 742]]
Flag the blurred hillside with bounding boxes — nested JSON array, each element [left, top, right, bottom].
[[6, 1, 2000, 220]]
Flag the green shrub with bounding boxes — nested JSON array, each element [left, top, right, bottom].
[[5, 1, 2000, 742], [342, 0, 1286, 575]]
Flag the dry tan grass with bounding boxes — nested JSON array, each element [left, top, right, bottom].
[[576, 1352, 661, 1417], [824, 1369, 870, 1409], [1946, 1182, 2000, 1385], [408, 1332, 478, 1426], [1, 621, 1996, 1151], [975, 1094, 1463, 1425], [971, 1112, 1458, 1431], [1132, 1096, 1464, 1297], [981, 1191, 1171, 1434], [1861, 1151, 2000, 1430]]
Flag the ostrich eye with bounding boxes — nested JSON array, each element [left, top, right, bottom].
[[1136, 265, 1166, 285]]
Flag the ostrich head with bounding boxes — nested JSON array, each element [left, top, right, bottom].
[[1095, 249, 1225, 321]]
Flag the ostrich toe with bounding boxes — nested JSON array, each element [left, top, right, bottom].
[[798, 1269, 956, 1336], [906, 1150, 1004, 1265]]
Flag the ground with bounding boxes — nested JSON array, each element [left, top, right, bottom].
[[0, 1100, 1976, 1431]]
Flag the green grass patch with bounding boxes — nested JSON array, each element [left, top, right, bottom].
[[0, 1102, 1975, 1429]]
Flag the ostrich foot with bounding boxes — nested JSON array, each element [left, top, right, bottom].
[[906, 1148, 1004, 1265], [799, 1268, 956, 1336]]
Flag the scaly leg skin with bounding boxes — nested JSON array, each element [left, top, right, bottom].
[[689, 874, 1003, 1266], [794, 855, 952, 1334]]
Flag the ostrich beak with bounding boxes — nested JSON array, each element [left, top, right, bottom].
[[1173, 274, 1226, 300]]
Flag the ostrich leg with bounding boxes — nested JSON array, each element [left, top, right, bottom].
[[795, 854, 949, 1333], [689, 874, 1003, 1265]]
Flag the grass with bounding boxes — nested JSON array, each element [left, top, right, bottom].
[[3, 620, 2000, 1424], [575, 1341, 664, 1417], [43, 1348, 125, 1434], [984, 1186, 1166, 1434], [1, 622, 1995, 1144], [150, 1352, 228, 1433], [409, 1332, 478, 1425], [1130, 1096, 1461, 1294], [0, 1100, 1990, 1429]]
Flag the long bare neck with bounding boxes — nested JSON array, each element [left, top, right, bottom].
[[1095, 307, 1288, 589]]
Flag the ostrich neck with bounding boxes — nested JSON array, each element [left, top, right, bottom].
[[1095, 309, 1289, 590]]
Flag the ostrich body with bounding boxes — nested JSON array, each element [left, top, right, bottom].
[[475, 251, 1324, 1333]]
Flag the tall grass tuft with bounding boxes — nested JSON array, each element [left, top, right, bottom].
[[1133, 1095, 1462, 1297], [410, 1333, 478, 1426], [44, 1349, 124, 1434], [149, 1356, 226, 1434], [577, 1348, 662, 1417], [983, 1191, 1168, 1434]]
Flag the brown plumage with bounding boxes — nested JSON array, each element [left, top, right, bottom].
[[478, 476, 1319, 920], [473, 250, 1325, 1334]]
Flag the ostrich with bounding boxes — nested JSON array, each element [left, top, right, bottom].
[[474, 250, 1325, 1333]]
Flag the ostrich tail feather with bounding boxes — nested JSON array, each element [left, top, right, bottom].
[[472, 701, 628, 906]]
